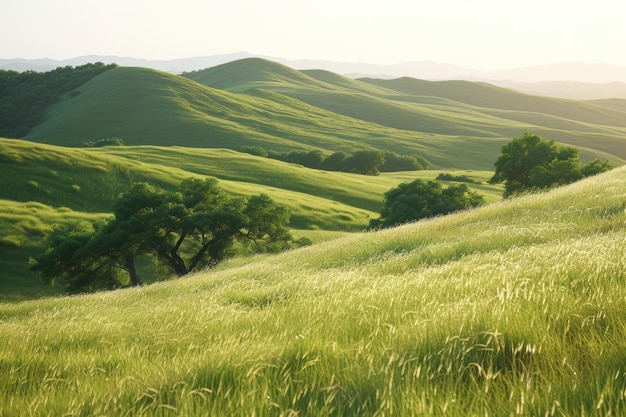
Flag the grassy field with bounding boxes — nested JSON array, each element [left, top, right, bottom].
[[1, 165, 625, 416]]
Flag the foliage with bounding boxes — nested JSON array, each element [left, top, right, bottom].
[[82, 137, 125, 147], [436, 172, 481, 183], [369, 179, 485, 229], [0, 62, 117, 138], [241, 147, 429, 175], [31, 178, 293, 292], [241, 193, 292, 252], [490, 132, 613, 197]]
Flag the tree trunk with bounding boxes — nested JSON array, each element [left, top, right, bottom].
[[124, 254, 143, 287], [168, 249, 188, 276]]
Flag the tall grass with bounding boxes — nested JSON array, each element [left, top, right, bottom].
[[1, 166, 625, 415]]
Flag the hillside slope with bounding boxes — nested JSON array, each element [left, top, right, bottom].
[[1, 166, 625, 415]]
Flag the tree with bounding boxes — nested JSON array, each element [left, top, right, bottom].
[[369, 179, 485, 229], [32, 178, 293, 292], [116, 178, 247, 276], [490, 132, 612, 197]]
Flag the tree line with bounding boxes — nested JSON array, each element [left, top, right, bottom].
[[0, 62, 118, 138], [240, 146, 430, 175]]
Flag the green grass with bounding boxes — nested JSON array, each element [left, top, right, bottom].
[[1, 166, 625, 416]]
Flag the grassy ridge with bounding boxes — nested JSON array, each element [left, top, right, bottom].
[[0, 137, 503, 218], [1, 166, 625, 415]]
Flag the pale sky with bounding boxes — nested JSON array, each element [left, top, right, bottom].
[[2, 0, 625, 70]]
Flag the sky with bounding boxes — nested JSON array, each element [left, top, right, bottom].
[[2, 0, 625, 70]]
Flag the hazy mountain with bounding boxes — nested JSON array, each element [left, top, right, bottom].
[[4, 54, 626, 99], [485, 80, 626, 100], [0, 52, 255, 73]]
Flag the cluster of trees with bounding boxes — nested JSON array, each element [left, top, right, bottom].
[[32, 178, 294, 292], [490, 132, 613, 197], [369, 180, 485, 229], [0, 62, 117, 138], [31, 132, 615, 293], [240, 146, 430, 175]]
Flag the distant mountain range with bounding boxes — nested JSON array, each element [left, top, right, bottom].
[[3, 53, 626, 100]]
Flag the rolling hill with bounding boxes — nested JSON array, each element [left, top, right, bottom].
[[20, 58, 625, 170], [4, 56, 626, 414], [25, 65, 469, 166], [185, 58, 626, 164]]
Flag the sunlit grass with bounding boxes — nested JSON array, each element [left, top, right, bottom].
[[1, 166, 625, 416]]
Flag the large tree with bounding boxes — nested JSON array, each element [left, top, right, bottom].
[[369, 179, 485, 229], [32, 178, 292, 292], [490, 132, 612, 197]]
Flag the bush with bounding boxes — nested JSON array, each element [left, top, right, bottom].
[[370, 179, 485, 229], [83, 137, 125, 147]]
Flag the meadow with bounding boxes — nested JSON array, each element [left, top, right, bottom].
[[1, 166, 625, 416]]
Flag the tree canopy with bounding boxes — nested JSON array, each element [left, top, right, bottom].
[[490, 132, 613, 197], [369, 179, 485, 229], [32, 178, 293, 292]]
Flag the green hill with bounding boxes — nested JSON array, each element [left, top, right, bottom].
[[1, 166, 625, 415], [19, 59, 624, 170], [182, 57, 328, 93]]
